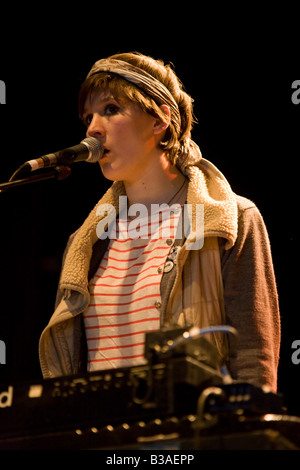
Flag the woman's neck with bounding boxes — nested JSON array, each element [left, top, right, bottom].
[[123, 153, 186, 210]]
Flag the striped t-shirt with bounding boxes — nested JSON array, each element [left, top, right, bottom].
[[84, 185, 187, 372]]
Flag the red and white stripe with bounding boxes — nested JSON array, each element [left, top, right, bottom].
[[84, 207, 182, 371]]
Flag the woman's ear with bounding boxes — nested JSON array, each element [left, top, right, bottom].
[[153, 104, 171, 135]]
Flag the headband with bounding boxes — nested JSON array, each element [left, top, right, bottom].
[[86, 58, 181, 134]]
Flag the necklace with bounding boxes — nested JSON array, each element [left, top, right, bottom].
[[167, 177, 187, 205], [126, 178, 187, 221]]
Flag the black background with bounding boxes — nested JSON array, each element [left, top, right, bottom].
[[0, 14, 299, 418]]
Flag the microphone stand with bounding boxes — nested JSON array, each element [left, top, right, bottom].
[[0, 166, 72, 193]]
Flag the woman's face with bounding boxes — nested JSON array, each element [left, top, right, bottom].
[[83, 91, 160, 183]]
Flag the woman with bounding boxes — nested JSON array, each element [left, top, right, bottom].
[[39, 52, 280, 392]]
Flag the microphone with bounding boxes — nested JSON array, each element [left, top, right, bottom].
[[19, 137, 104, 173]]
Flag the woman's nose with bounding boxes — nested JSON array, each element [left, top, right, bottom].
[[86, 114, 105, 140]]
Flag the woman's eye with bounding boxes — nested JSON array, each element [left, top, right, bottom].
[[105, 104, 119, 115], [84, 114, 93, 126], [83, 103, 119, 127]]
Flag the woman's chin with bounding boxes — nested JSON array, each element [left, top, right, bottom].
[[99, 163, 125, 182]]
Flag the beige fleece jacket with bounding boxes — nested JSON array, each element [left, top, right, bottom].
[[39, 158, 280, 391]]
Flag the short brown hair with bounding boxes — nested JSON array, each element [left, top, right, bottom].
[[78, 52, 196, 164]]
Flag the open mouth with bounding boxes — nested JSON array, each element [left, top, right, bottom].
[[102, 148, 110, 157]]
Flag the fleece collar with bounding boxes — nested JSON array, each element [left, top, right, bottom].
[[59, 159, 237, 294]]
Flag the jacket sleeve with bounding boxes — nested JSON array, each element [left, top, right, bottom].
[[220, 196, 281, 392]]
